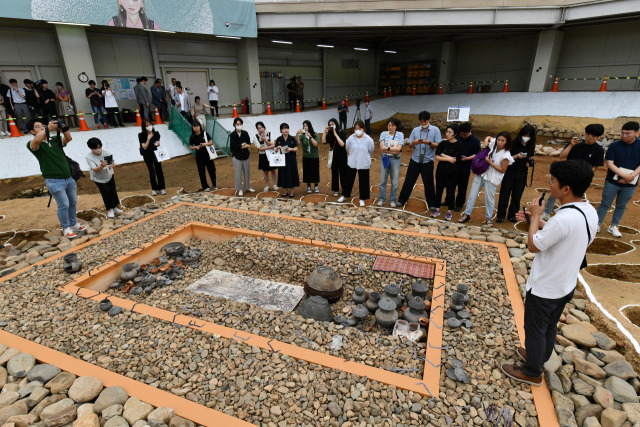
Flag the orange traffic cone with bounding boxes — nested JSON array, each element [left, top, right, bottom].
[[78, 111, 91, 131], [502, 79, 509, 93], [345, 96, 349, 107], [599, 75, 608, 92], [411, 85, 417, 96], [321, 98, 327, 110], [365, 91, 369, 102], [438, 83, 443, 95], [295, 99, 301, 113], [135, 109, 142, 126], [467, 82, 474, 94], [232, 103, 239, 118], [388, 87, 393, 97], [8, 115, 22, 137], [266, 101, 272, 115], [154, 107, 163, 125], [550, 76, 559, 92], [383, 88, 387, 98]]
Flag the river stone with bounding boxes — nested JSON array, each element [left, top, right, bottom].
[[45, 372, 77, 394], [601, 407, 628, 427], [30, 395, 67, 418], [573, 377, 595, 397], [0, 401, 28, 425], [73, 413, 100, 427], [0, 366, 6, 388], [43, 405, 76, 427], [579, 373, 605, 389], [104, 416, 129, 427], [169, 415, 195, 427], [101, 404, 123, 420], [40, 398, 74, 420], [582, 416, 601, 427], [327, 401, 341, 417], [122, 397, 153, 425], [605, 376, 639, 403], [147, 407, 175, 426], [555, 406, 577, 427], [575, 404, 604, 427], [562, 324, 597, 347], [552, 390, 575, 413], [18, 381, 44, 399], [27, 365, 61, 384], [622, 403, 640, 424], [6, 413, 38, 427], [546, 371, 564, 394], [26, 386, 50, 408], [574, 357, 607, 379], [132, 421, 150, 427], [593, 386, 615, 409], [0, 391, 19, 408], [68, 377, 103, 403], [6, 354, 36, 378], [0, 348, 20, 366], [592, 349, 626, 364], [544, 351, 562, 373], [93, 387, 129, 414], [571, 394, 592, 409], [76, 404, 95, 419], [603, 360, 638, 380], [593, 332, 617, 350]]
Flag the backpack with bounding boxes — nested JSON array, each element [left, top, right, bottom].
[[470, 144, 496, 175]]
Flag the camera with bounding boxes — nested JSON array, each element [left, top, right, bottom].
[[355, 99, 361, 108], [55, 121, 70, 133]]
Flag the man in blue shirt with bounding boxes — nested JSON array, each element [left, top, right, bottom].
[[596, 121, 640, 237], [397, 111, 442, 209], [151, 79, 168, 122]]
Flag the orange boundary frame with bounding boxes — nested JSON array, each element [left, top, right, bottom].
[[58, 221, 446, 398], [0, 202, 559, 427]]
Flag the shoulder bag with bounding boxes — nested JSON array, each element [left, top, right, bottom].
[[557, 205, 591, 269]]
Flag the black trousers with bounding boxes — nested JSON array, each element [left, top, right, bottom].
[[94, 176, 120, 210], [331, 161, 348, 193], [106, 107, 124, 127], [143, 155, 165, 191], [365, 119, 371, 135], [435, 166, 457, 210], [497, 167, 528, 219], [524, 289, 574, 378], [210, 100, 219, 117], [180, 111, 193, 125], [339, 117, 348, 131], [196, 153, 216, 189], [288, 94, 295, 111], [343, 167, 370, 199], [455, 167, 472, 209], [397, 160, 436, 208]]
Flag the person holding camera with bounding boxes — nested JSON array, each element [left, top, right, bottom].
[[85, 80, 107, 129], [296, 120, 320, 194], [433, 124, 462, 221], [138, 119, 166, 196], [86, 138, 123, 218], [542, 124, 605, 221], [254, 121, 278, 192], [323, 118, 348, 197], [207, 80, 219, 117], [23, 80, 42, 119], [102, 80, 124, 128], [275, 122, 299, 197], [501, 160, 597, 387], [377, 117, 404, 207], [340, 120, 375, 206], [38, 80, 57, 122], [496, 124, 536, 223], [26, 118, 87, 239], [230, 117, 255, 196], [337, 100, 349, 131]]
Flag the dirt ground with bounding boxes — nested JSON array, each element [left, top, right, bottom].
[[1, 112, 640, 363]]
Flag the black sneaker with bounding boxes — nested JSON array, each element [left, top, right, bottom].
[[454, 206, 463, 212], [508, 216, 518, 223], [496, 217, 505, 223]]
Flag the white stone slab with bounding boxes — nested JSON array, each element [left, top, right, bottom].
[[186, 268, 305, 312]]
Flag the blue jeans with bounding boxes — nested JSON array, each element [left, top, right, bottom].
[[379, 156, 401, 203], [91, 105, 106, 124], [463, 174, 498, 220], [45, 177, 78, 229], [597, 180, 637, 226]]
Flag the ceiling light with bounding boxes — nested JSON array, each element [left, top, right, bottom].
[[144, 29, 176, 33], [317, 44, 334, 48], [47, 21, 90, 26], [272, 40, 292, 45], [354, 47, 368, 51], [216, 35, 241, 39], [384, 50, 397, 54]]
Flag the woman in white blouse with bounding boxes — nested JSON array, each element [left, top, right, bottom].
[[338, 120, 375, 207], [101, 80, 124, 127]]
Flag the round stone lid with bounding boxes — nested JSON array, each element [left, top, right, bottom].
[[408, 297, 426, 310], [383, 283, 400, 295], [377, 297, 397, 311], [411, 280, 428, 294], [352, 304, 369, 319]]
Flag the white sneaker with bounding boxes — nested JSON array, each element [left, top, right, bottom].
[[152, 190, 157, 196], [63, 227, 77, 239], [390, 202, 397, 208], [204, 188, 210, 192], [238, 190, 243, 196], [377, 200, 384, 207], [359, 200, 365, 207], [541, 213, 550, 221], [107, 209, 115, 218], [597, 224, 601, 233], [160, 189, 166, 195], [273, 185, 279, 191], [71, 223, 87, 232], [264, 186, 270, 192], [213, 187, 218, 190], [334, 192, 339, 197], [248, 188, 255, 193], [337, 196, 346, 203], [0, 131, 6, 136], [608, 225, 622, 238], [113, 207, 124, 214]]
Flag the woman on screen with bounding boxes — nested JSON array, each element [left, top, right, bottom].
[[108, 0, 160, 30]]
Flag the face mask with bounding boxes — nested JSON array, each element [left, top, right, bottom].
[[421, 124, 429, 129], [330, 125, 336, 129], [355, 129, 364, 137], [92, 149, 102, 156], [146, 126, 153, 132], [235, 125, 243, 131], [522, 136, 531, 143]]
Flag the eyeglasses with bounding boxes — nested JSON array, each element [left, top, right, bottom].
[[549, 178, 554, 186]]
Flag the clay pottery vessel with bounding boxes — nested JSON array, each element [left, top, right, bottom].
[[382, 283, 403, 309], [120, 263, 138, 280], [140, 264, 148, 272], [419, 316, 429, 328], [365, 292, 380, 313], [424, 300, 431, 311], [375, 297, 398, 332], [305, 266, 343, 303], [352, 286, 367, 305], [162, 242, 186, 257], [408, 280, 429, 301], [153, 257, 161, 266], [451, 292, 465, 306], [151, 268, 158, 274], [99, 298, 112, 312], [352, 304, 369, 328], [176, 260, 184, 267], [403, 297, 428, 324], [297, 295, 334, 322], [63, 253, 83, 273]]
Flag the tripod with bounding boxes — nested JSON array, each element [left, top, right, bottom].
[[351, 105, 361, 127]]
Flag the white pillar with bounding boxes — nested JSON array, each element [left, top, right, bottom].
[[54, 24, 98, 116], [528, 30, 564, 92], [438, 41, 455, 88], [237, 38, 263, 114]]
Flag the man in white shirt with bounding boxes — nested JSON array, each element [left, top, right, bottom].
[[207, 79, 219, 117], [501, 160, 598, 386], [8, 79, 30, 133], [166, 78, 177, 106], [173, 83, 192, 124]]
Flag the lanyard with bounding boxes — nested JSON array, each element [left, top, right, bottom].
[[419, 127, 430, 157]]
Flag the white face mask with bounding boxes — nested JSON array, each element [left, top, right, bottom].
[[146, 126, 153, 132], [330, 124, 336, 129], [92, 148, 102, 156], [236, 125, 243, 131], [421, 124, 429, 129], [522, 136, 531, 143], [355, 129, 364, 137]]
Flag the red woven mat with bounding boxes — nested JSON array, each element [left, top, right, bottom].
[[372, 256, 435, 279]]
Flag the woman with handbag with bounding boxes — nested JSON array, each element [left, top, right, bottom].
[[229, 117, 254, 196], [189, 120, 217, 191], [138, 119, 166, 195], [459, 131, 514, 226], [55, 82, 78, 128], [275, 123, 299, 197], [253, 121, 278, 192], [377, 117, 404, 207], [323, 118, 347, 197], [340, 120, 375, 207], [297, 120, 320, 193]]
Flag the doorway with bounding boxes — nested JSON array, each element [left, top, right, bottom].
[[165, 70, 208, 110]]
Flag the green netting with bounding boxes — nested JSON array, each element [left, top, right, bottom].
[[206, 114, 231, 156], [168, 106, 230, 158], [168, 106, 196, 157]]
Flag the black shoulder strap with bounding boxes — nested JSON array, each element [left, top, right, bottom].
[[558, 205, 591, 242]]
